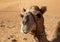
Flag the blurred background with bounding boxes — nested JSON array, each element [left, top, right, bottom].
[[0, 0, 60, 42]]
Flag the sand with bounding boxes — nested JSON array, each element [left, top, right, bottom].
[[0, 0, 60, 42]]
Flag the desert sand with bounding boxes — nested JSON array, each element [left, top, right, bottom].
[[0, 0, 60, 42]]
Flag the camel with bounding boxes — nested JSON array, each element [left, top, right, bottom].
[[20, 5, 48, 42]]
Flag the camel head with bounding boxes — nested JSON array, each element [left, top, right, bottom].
[[20, 5, 47, 34]]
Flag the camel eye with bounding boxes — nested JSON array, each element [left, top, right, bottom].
[[36, 13, 41, 18]]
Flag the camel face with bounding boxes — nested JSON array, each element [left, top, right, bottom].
[[20, 12, 36, 34], [20, 6, 46, 34]]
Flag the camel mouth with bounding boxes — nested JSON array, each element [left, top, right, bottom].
[[20, 25, 31, 34], [21, 29, 29, 34], [23, 31, 28, 34]]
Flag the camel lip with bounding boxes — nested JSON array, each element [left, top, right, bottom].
[[23, 31, 28, 34], [24, 32, 28, 34]]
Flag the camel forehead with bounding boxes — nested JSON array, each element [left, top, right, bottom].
[[21, 7, 41, 16], [22, 11, 40, 17], [23, 12, 31, 17]]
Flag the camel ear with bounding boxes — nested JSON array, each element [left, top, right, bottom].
[[23, 8, 26, 12], [20, 14, 24, 18], [40, 6, 47, 14]]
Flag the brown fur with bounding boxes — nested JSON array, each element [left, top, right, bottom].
[[20, 6, 49, 42], [29, 6, 48, 42]]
